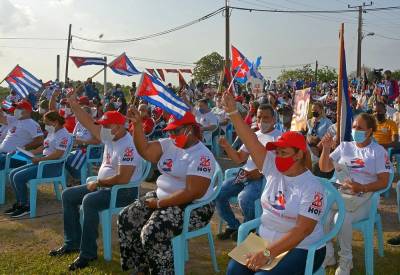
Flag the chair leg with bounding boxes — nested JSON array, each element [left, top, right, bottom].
[[363, 228, 374, 275], [101, 212, 112, 261], [207, 228, 219, 273], [376, 215, 384, 257], [53, 181, 61, 201], [172, 236, 185, 275], [29, 182, 37, 218], [0, 171, 5, 204], [218, 217, 224, 234], [80, 162, 87, 185]]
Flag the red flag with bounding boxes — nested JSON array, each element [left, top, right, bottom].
[[178, 72, 187, 90], [156, 69, 165, 81], [179, 69, 192, 74], [165, 69, 179, 73], [224, 65, 235, 94]]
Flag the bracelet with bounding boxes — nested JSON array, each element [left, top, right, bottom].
[[156, 200, 161, 208], [227, 110, 239, 116]]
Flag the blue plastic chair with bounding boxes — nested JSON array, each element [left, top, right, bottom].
[[237, 177, 346, 275], [396, 180, 400, 223], [79, 144, 104, 185], [225, 123, 234, 145], [80, 159, 151, 261], [27, 136, 74, 218], [352, 171, 394, 275], [0, 153, 15, 204], [171, 163, 223, 275]]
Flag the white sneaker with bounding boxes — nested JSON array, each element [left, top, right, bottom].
[[335, 260, 353, 275], [322, 254, 336, 268]]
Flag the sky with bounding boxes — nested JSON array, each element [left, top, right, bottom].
[[1, 0, 400, 88]]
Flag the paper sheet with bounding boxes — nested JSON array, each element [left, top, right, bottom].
[[16, 147, 34, 158], [228, 233, 287, 271]]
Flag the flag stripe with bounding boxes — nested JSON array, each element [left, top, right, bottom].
[[142, 95, 186, 118]]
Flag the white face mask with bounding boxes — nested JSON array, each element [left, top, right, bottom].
[[258, 121, 273, 134], [39, 108, 47, 115], [63, 107, 72, 117], [91, 107, 97, 118], [45, 125, 55, 134], [14, 109, 23, 120], [100, 126, 115, 143]]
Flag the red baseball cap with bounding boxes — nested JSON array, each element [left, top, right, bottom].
[[265, 131, 307, 152], [15, 100, 32, 112], [163, 112, 197, 131], [95, 111, 126, 126], [78, 96, 90, 106]]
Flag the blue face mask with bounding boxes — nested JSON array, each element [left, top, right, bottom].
[[352, 129, 368, 143], [199, 108, 207, 114]]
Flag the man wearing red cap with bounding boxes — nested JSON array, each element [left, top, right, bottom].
[[49, 96, 143, 271]]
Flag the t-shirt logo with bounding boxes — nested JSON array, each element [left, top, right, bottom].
[[162, 158, 173, 172], [271, 191, 286, 210], [308, 192, 324, 216], [60, 137, 68, 148], [349, 158, 365, 169], [197, 156, 211, 173], [384, 153, 391, 170], [122, 147, 134, 162]]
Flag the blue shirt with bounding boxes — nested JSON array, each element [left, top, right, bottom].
[[307, 117, 332, 139]]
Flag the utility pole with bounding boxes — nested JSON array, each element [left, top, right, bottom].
[[348, 2, 373, 78], [103, 56, 107, 96], [65, 24, 72, 85], [314, 60, 318, 82], [56, 54, 60, 81], [225, 0, 230, 71]]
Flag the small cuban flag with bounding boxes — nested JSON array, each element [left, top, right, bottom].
[[108, 53, 141, 76]]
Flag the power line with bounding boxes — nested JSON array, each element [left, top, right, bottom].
[[72, 7, 224, 44], [0, 37, 66, 41], [229, 5, 400, 13], [373, 33, 400, 40]]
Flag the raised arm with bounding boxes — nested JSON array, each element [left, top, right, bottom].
[[67, 94, 101, 141], [49, 89, 60, 111], [319, 133, 335, 172], [127, 106, 162, 163], [222, 92, 266, 170], [219, 136, 249, 164]]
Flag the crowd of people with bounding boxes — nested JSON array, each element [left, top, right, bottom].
[[0, 69, 399, 275]]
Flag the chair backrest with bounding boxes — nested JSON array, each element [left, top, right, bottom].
[[368, 171, 394, 221], [60, 135, 74, 161], [86, 144, 104, 161], [138, 159, 152, 183], [224, 167, 241, 180]]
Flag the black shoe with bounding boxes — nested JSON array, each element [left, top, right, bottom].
[[4, 203, 18, 215], [387, 235, 400, 246], [217, 228, 238, 240], [49, 246, 79, 257], [10, 206, 30, 218], [68, 256, 97, 271]]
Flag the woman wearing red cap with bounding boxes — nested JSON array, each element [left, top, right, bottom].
[[222, 92, 326, 275], [118, 108, 217, 274]]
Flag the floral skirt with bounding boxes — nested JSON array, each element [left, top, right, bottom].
[[117, 191, 214, 275]]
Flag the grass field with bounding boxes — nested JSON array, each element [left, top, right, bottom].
[[0, 162, 399, 275]]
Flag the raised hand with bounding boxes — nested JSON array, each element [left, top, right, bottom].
[[218, 136, 230, 149], [320, 133, 335, 150], [222, 91, 237, 113], [126, 105, 141, 125]]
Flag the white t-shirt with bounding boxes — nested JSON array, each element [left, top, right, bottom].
[[98, 133, 143, 183], [195, 109, 219, 144], [259, 152, 325, 250], [0, 116, 43, 153], [240, 129, 282, 171], [43, 128, 72, 156], [73, 122, 92, 142], [157, 138, 216, 202], [0, 115, 12, 144], [212, 107, 229, 133], [330, 141, 392, 184]]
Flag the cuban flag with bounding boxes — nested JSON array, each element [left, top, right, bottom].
[[231, 45, 251, 83], [2, 100, 13, 110], [70, 56, 107, 68], [249, 56, 264, 80], [66, 149, 87, 171], [6, 65, 42, 96], [108, 53, 140, 76], [137, 73, 190, 119], [339, 33, 353, 142]]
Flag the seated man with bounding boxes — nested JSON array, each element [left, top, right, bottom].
[[0, 100, 44, 170], [216, 104, 282, 240], [137, 104, 155, 136], [373, 102, 398, 149], [49, 94, 143, 271], [194, 98, 218, 146]]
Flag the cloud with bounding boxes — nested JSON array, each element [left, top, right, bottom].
[[0, 0, 34, 33], [49, 0, 74, 7]]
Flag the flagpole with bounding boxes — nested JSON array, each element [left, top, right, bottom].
[[336, 23, 345, 143], [130, 72, 145, 106], [0, 64, 18, 86], [227, 59, 246, 92]]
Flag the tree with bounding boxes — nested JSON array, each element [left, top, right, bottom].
[[317, 66, 337, 83], [277, 64, 314, 83], [193, 52, 224, 85]]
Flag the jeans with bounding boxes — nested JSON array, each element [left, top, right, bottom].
[[226, 247, 326, 275], [216, 176, 263, 230], [9, 163, 63, 205], [62, 184, 137, 259], [0, 153, 27, 170]]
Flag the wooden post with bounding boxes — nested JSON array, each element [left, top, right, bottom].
[[103, 56, 107, 96], [56, 54, 60, 81], [65, 24, 72, 84], [336, 23, 344, 142]]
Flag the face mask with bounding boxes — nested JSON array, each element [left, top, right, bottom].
[[114, 102, 122, 109], [45, 125, 55, 134], [376, 113, 386, 122], [275, 155, 296, 173], [91, 108, 97, 118], [258, 122, 272, 134], [39, 108, 46, 115], [169, 129, 189, 148], [199, 108, 207, 114], [100, 126, 115, 143], [312, 111, 320, 118], [280, 115, 291, 124], [14, 109, 23, 120], [63, 107, 72, 117], [352, 129, 368, 143]]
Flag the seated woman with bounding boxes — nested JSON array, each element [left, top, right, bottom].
[[118, 109, 217, 274], [319, 113, 391, 275], [5, 111, 72, 218], [222, 92, 326, 275], [65, 106, 101, 184]]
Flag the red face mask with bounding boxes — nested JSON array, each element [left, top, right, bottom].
[[170, 134, 189, 148], [275, 155, 296, 173]]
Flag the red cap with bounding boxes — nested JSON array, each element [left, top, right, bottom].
[[15, 100, 32, 112], [235, 96, 244, 103], [95, 111, 126, 125], [78, 96, 90, 106], [163, 112, 197, 131], [265, 131, 307, 152]]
